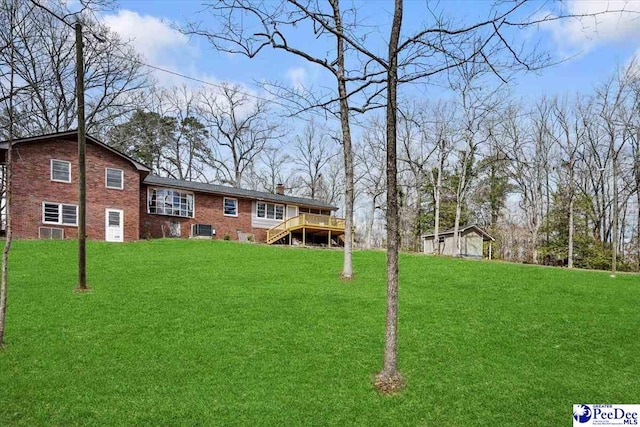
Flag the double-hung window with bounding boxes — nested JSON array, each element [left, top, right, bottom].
[[105, 168, 124, 189], [223, 198, 238, 217], [50, 159, 71, 182], [256, 202, 284, 220], [42, 202, 78, 226], [147, 188, 194, 218]]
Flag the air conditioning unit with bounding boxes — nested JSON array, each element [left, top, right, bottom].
[[39, 227, 64, 240], [191, 224, 215, 238]]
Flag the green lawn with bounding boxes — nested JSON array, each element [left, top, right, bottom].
[[0, 239, 638, 426]]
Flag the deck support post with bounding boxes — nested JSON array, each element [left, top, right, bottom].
[[488, 241, 492, 260], [302, 227, 306, 246], [328, 230, 331, 248], [289, 232, 291, 246]]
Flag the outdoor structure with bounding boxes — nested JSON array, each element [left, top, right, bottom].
[[0, 131, 344, 244], [422, 225, 495, 259]]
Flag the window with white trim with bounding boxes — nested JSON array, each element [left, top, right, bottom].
[[147, 188, 194, 218], [256, 202, 284, 220], [105, 168, 124, 189], [42, 202, 77, 226], [223, 197, 238, 217], [50, 159, 71, 182]]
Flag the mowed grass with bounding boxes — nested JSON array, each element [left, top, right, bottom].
[[0, 240, 638, 426]]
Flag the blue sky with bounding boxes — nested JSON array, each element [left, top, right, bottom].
[[102, 1, 640, 105]]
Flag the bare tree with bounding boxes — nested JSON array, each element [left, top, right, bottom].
[[632, 120, 640, 272], [429, 102, 457, 254], [501, 103, 551, 264], [244, 145, 293, 193], [356, 116, 386, 249], [397, 102, 434, 251], [292, 119, 339, 200], [0, 0, 22, 346], [374, 0, 404, 392], [163, 86, 210, 182], [4, 2, 147, 137], [595, 68, 636, 275], [550, 97, 585, 268], [449, 63, 501, 257], [198, 84, 281, 188]]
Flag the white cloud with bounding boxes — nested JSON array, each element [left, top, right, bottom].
[[100, 8, 270, 108], [541, 0, 640, 53], [286, 67, 307, 91], [102, 10, 191, 67]]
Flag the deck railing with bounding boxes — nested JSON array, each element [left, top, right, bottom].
[[267, 214, 345, 242]]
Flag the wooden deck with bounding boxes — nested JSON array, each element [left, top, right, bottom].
[[266, 214, 346, 246]]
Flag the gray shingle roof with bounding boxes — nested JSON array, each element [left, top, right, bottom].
[[421, 224, 494, 241], [143, 175, 338, 210]]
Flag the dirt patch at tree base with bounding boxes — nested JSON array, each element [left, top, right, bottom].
[[374, 372, 404, 395]]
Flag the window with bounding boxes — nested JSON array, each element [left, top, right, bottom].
[[256, 202, 284, 220], [147, 188, 194, 218], [42, 202, 77, 226], [108, 210, 121, 227], [223, 198, 238, 217], [50, 159, 71, 182], [105, 168, 124, 189], [39, 227, 64, 239]]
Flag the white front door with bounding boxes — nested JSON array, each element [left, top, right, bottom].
[[286, 205, 298, 219], [105, 209, 124, 242]]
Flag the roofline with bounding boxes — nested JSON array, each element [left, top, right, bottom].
[[0, 130, 151, 173], [421, 225, 495, 241], [143, 177, 338, 211]]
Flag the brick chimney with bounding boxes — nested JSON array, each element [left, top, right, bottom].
[[275, 183, 285, 195]]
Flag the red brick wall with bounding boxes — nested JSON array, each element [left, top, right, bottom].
[[11, 138, 141, 241], [140, 185, 268, 242]]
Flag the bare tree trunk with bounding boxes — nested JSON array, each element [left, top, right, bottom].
[[568, 194, 574, 268], [433, 152, 443, 254], [637, 190, 640, 272], [332, 1, 355, 280], [612, 148, 618, 276], [620, 198, 628, 260], [76, 22, 88, 291], [530, 213, 541, 265], [376, 0, 403, 393], [366, 198, 376, 249], [636, 129, 640, 272], [453, 203, 462, 257], [0, 8, 15, 346]]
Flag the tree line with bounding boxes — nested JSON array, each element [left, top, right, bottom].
[[358, 61, 640, 272]]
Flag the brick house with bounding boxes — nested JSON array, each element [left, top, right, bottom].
[[0, 131, 341, 244]]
